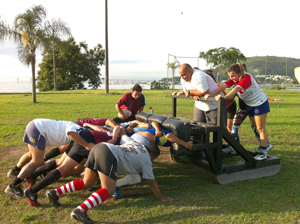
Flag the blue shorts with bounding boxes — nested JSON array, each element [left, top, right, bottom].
[[23, 120, 46, 151], [246, 100, 270, 117]]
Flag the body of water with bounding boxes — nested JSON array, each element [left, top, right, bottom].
[[0, 82, 299, 93]]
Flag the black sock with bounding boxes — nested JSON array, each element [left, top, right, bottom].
[[31, 160, 57, 180], [44, 147, 60, 161], [12, 166, 21, 172], [12, 178, 23, 186], [31, 169, 62, 194]]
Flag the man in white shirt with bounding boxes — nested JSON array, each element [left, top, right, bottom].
[[173, 63, 227, 126], [5, 119, 94, 200]]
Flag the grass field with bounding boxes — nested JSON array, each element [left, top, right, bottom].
[[0, 89, 300, 224]]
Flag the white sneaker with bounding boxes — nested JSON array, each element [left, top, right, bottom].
[[254, 153, 267, 161], [222, 146, 236, 155], [256, 144, 273, 154]]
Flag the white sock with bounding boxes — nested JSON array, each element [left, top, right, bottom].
[[116, 174, 141, 187]]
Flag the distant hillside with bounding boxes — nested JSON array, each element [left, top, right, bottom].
[[165, 56, 300, 84], [246, 56, 300, 80]]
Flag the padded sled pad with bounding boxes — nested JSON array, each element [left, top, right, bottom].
[[162, 119, 190, 142], [135, 112, 153, 122]]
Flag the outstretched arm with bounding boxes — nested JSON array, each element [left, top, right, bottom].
[[166, 133, 193, 149], [151, 121, 163, 137], [68, 132, 95, 151], [146, 179, 174, 201]]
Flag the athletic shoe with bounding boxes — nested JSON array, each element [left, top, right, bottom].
[[4, 184, 24, 198], [256, 144, 273, 154], [46, 190, 61, 207], [24, 188, 41, 206], [26, 176, 36, 188], [112, 186, 122, 199], [71, 208, 94, 224], [254, 153, 267, 161], [7, 169, 19, 178], [222, 146, 236, 155]]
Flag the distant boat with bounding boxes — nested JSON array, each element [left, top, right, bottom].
[[295, 67, 300, 84]]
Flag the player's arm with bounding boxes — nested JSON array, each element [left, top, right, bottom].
[[151, 121, 163, 137], [146, 179, 174, 201], [83, 123, 107, 132], [67, 132, 95, 151], [105, 118, 117, 128]]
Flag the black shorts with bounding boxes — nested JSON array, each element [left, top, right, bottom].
[[227, 101, 237, 120], [66, 129, 95, 163], [238, 97, 247, 110], [85, 143, 118, 181]]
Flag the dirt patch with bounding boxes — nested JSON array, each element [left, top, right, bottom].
[[1, 145, 173, 165]]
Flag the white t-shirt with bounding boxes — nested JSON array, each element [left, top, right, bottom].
[[33, 119, 82, 146], [181, 69, 221, 111], [104, 135, 155, 180]]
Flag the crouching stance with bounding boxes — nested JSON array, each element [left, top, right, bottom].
[[46, 129, 173, 223]]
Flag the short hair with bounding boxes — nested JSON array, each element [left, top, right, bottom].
[[132, 84, 142, 92], [113, 117, 123, 124], [181, 63, 193, 73], [145, 143, 160, 158], [228, 62, 245, 81]]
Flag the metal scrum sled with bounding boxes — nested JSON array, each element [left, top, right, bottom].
[[135, 95, 281, 184]]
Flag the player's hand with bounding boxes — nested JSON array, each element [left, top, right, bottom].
[[160, 196, 174, 202], [204, 94, 210, 100], [155, 130, 163, 137], [172, 92, 177, 96], [194, 96, 201, 101], [215, 95, 223, 101]]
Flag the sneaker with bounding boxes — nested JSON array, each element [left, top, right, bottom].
[[256, 144, 273, 154], [112, 186, 122, 199], [26, 176, 36, 188], [222, 146, 236, 155], [7, 169, 19, 179], [46, 190, 61, 207], [4, 184, 24, 198], [24, 188, 41, 206], [254, 153, 267, 161], [71, 208, 94, 224]]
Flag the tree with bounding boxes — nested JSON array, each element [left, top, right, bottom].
[[150, 80, 170, 90], [37, 38, 105, 91], [44, 19, 72, 91], [199, 47, 246, 82], [166, 62, 180, 90], [0, 5, 71, 102]]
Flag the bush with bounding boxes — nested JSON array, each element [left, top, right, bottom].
[[271, 85, 286, 90]]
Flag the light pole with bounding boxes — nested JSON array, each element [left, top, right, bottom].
[[105, 0, 109, 93]]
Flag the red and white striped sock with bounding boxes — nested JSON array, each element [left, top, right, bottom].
[[56, 179, 85, 196], [78, 188, 109, 212]]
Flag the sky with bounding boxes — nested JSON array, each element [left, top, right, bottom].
[[0, 0, 299, 83]]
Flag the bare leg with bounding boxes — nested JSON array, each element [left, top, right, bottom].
[[16, 151, 32, 169], [252, 114, 268, 147], [18, 145, 45, 180], [98, 171, 116, 196], [63, 159, 86, 177]]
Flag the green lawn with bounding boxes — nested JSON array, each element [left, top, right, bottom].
[[0, 89, 300, 224]]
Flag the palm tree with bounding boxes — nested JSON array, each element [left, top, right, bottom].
[[0, 5, 71, 102], [44, 19, 72, 91], [166, 62, 180, 90]]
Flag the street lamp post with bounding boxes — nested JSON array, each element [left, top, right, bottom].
[[105, 0, 109, 93]]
